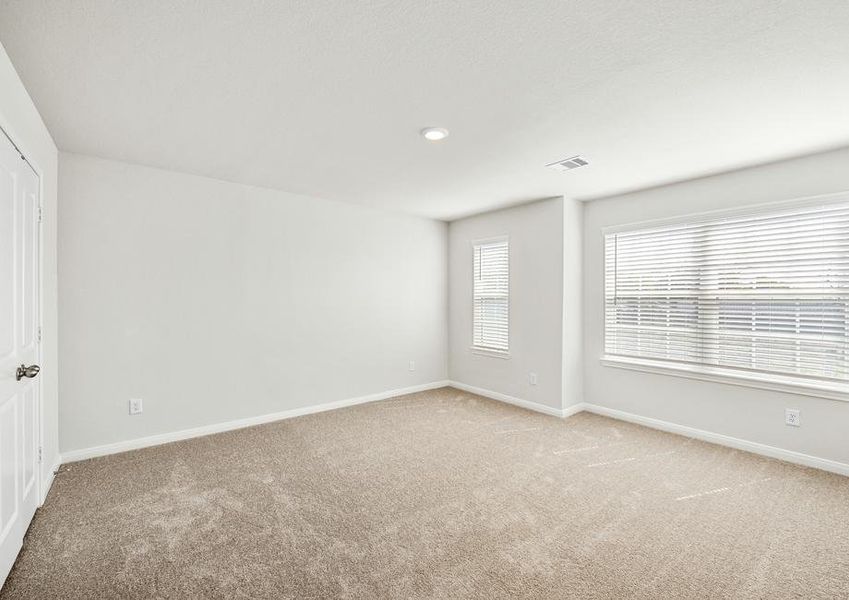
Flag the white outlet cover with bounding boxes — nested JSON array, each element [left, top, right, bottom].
[[785, 408, 800, 427], [529, 372, 538, 386], [408, 361, 415, 371], [129, 398, 143, 415]]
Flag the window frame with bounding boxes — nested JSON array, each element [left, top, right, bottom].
[[471, 235, 510, 358], [601, 191, 849, 402]]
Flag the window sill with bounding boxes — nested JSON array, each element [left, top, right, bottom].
[[470, 347, 511, 360], [600, 355, 849, 402]]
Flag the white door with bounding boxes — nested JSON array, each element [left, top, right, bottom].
[[0, 131, 41, 588]]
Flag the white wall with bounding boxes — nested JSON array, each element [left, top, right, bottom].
[[562, 197, 583, 409], [58, 153, 447, 454], [0, 43, 60, 494], [583, 146, 849, 465], [448, 197, 565, 411]]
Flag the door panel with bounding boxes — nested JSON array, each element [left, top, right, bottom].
[[0, 395, 18, 546], [0, 159, 13, 363], [20, 176, 36, 350], [17, 158, 39, 531], [22, 385, 36, 501], [0, 132, 41, 590]]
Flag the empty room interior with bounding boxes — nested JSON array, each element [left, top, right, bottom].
[[2, 2, 849, 598]]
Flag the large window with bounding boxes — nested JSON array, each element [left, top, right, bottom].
[[604, 200, 849, 388], [473, 238, 509, 353]]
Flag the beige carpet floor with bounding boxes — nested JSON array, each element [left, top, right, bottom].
[[2, 387, 848, 599]]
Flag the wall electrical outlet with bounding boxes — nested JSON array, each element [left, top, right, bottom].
[[408, 360, 415, 372], [785, 408, 800, 427], [529, 372, 538, 386], [129, 398, 143, 415]]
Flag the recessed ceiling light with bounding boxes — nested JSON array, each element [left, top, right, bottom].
[[421, 127, 449, 141]]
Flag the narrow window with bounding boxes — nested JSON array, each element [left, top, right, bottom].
[[473, 238, 509, 353]]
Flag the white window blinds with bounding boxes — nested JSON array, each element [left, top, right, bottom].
[[605, 201, 849, 383], [474, 239, 509, 352]]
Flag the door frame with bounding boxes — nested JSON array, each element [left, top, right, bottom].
[[0, 123, 45, 507]]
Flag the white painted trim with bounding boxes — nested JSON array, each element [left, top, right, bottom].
[[57, 376, 847, 479], [470, 234, 510, 246], [581, 403, 849, 477], [448, 381, 566, 417], [446, 382, 848, 476], [61, 381, 450, 463], [469, 347, 511, 359], [561, 402, 584, 418], [600, 355, 849, 403], [39, 456, 61, 505]]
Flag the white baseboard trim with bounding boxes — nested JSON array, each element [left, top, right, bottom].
[[448, 381, 568, 418], [40, 456, 61, 505], [61, 380, 450, 463], [581, 403, 849, 477], [561, 402, 585, 418], [58, 380, 847, 478]]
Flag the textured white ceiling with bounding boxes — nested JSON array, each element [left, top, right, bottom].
[[1, 0, 848, 220]]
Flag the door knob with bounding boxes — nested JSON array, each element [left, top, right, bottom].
[[16, 364, 40, 381]]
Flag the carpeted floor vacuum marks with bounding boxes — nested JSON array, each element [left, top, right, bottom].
[[2, 387, 848, 599]]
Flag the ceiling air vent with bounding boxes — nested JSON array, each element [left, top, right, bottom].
[[546, 155, 589, 172]]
